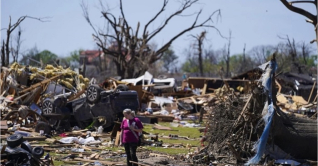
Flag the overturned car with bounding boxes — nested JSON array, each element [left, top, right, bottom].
[[40, 84, 139, 132]]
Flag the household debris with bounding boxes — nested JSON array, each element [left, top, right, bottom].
[[193, 56, 317, 165], [0, 60, 317, 165]]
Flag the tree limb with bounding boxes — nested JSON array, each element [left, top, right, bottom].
[[280, 0, 316, 26], [143, 0, 168, 38], [119, 0, 129, 30], [147, 0, 199, 43], [99, 33, 117, 40], [95, 41, 120, 57], [81, 1, 99, 35], [290, 0, 316, 4], [154, 9, 222, 62], [8, 16, 49, 33]]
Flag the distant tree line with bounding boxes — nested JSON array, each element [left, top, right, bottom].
[[180, 36, 317, 78]]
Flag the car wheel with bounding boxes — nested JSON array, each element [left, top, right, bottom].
[[115, 84, 129, 91], [21, 141, 32, 153], [32, 146, 44, 158], [86, 84, 101, 104], [7, 134, 24, 148], [42, 99, 55, 114]]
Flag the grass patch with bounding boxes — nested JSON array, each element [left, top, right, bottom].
[[53, 160, 65, 166], [143, 122, 203, 139], [48, 152, 65, 166], [141, 122, 204, 155], [144, 146, 193, 155], [159, 138, 200, 146], [102, 146, 125, 152]]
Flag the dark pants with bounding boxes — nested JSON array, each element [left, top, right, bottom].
[[124, 142, 138, 166]]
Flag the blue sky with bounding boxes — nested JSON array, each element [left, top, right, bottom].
[[1, 0, 317, 65]]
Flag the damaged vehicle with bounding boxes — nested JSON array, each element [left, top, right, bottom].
[[1, 134, 46, 166], [40, 83, 140, 132]]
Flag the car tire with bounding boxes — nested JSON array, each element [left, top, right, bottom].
[[35, 121, 51, 135], [86, 84, 101, 104], [21, 141, 32, 153], [42, 99, 55, 114], [7, 134, 24, 148], [115, 84, 129, 91], [32, 146, 44, 158]]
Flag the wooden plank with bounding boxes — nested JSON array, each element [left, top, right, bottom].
[[308, 81, 316, 102], [153, 124, 173, 130], [190, 97, 197, 104], [233, 94, 253, 128], [292, 96, 308, 105], [89, 153, 98, 159], [0, 120, 8, 130], [201, 81, 207, 95], [115, 131, 121, 146], [45, 138, 57, 143], [181, 80, 188, 90], [43, 147, 56, 151], [20, 74, 62, 93], [277, 94, 288, 104]]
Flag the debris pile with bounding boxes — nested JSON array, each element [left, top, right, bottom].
[[193, 59, 317, 165], [0, 60, 317, 165]]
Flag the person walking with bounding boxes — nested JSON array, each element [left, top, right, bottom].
[[120, 109, 143, 166]]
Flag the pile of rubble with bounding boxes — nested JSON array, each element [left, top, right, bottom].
[[0, 61, 317, 165], [193, 59, 317, 165], [0, 63, 206, 165]]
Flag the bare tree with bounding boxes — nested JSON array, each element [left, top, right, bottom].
[[82, 0, 222, 78], [224, 30, 231, 78], [299, 41, 314, 65], [1, 16, 48, 68], [239, 43, 246, 73], [248, 45, 275, 65], [280, 0, 317, 58], [11, 26, 23, 63], [190, 31, 207, 76], [276, 35, 315, 73]]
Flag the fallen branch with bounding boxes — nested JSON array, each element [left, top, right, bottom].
[[226, 142, 243, 162], [232, 94, 253, 128]]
